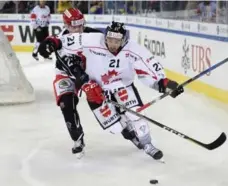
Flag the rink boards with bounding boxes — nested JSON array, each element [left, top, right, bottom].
[[0, 14, 227, 103]]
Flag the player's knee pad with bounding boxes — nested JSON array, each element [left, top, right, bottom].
[[59, 93, 79, 111], [132, 119, 151, 146], [123, 106, 151, 144]]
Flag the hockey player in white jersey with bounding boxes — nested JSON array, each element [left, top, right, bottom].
[[38, 21, 184, 160], [30, 0, 51, 61]]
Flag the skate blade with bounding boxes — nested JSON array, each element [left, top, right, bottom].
[[157, 158, 165, 164], [75, 150, 85, 159], [44, 57, 53, 61], [33, 57, 39, 61]]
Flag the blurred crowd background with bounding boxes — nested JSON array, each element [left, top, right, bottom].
[[0, 1, 227, 24]]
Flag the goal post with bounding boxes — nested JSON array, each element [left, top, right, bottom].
[[0, 29, 35, 105]]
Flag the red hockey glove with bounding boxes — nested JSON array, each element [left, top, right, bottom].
[[157, 78, 184, 98], [76, 51, 86, 70], [81, 80, 104, 104]]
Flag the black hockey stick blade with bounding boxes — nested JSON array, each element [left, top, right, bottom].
[[152, 117, 226, 151], [189, 132, 226, 150]]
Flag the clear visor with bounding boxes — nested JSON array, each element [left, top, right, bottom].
[[106, 31, 123, 39], [71, 18, 84, 26], [65, 18, 84, 33]]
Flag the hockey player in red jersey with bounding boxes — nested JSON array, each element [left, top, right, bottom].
[[39, 8, 102, 158], [38, 21, 184, 160]]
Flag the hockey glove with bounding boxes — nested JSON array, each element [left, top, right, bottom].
[[157, 78, 184, 98], [38, 37, 62, 58], [81, 80, 104, 104], [57, 54, 88, 88], [60, 54, 86, 71]]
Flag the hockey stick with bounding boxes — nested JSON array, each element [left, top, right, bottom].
[[136, 57, 228, 112], [109, 100, 226, 150]]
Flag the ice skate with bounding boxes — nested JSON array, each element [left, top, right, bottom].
[[32, 52, 39, 61], [72, 139, 85, 159], [144, 143, 163, 160]]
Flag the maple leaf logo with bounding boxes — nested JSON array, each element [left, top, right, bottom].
[[101, 70, 120, 84]]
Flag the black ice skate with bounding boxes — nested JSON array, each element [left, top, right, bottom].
[[72, 139, 85, 159], [144, 143, 163, 160], [32, 53, 39, 61]]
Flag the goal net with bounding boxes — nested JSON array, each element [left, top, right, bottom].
[[0, 29, 35, 105]]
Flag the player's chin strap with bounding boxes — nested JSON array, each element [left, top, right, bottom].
[[108, 99, 226, 150], [136, 57, 228, 112]]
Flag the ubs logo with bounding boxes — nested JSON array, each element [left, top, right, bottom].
[[181, 39, 212, 75]]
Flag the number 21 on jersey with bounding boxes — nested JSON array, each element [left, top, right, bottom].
[[109, 59, 120, 68]]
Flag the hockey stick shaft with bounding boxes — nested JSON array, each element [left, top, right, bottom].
[[136, 57, 228, 112], [110, 100, 226, 150]]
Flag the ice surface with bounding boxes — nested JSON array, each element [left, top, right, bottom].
[[0, 53, 227, 186]]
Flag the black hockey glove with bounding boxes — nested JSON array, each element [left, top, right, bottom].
[[57, 54, 89, 89], [157, 78, 184, 98], [59, 54, 85, 74], [38, 37, 62, 58]]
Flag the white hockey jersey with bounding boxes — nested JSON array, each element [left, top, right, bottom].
[[57, 27, 68, 37], [58, 33, 166, 92], [30, 5, 51, 29]]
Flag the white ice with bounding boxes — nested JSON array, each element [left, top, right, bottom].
[[0, 52, 228, 186]]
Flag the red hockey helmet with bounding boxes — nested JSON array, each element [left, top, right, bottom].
[[63, 8, 85, 27]]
